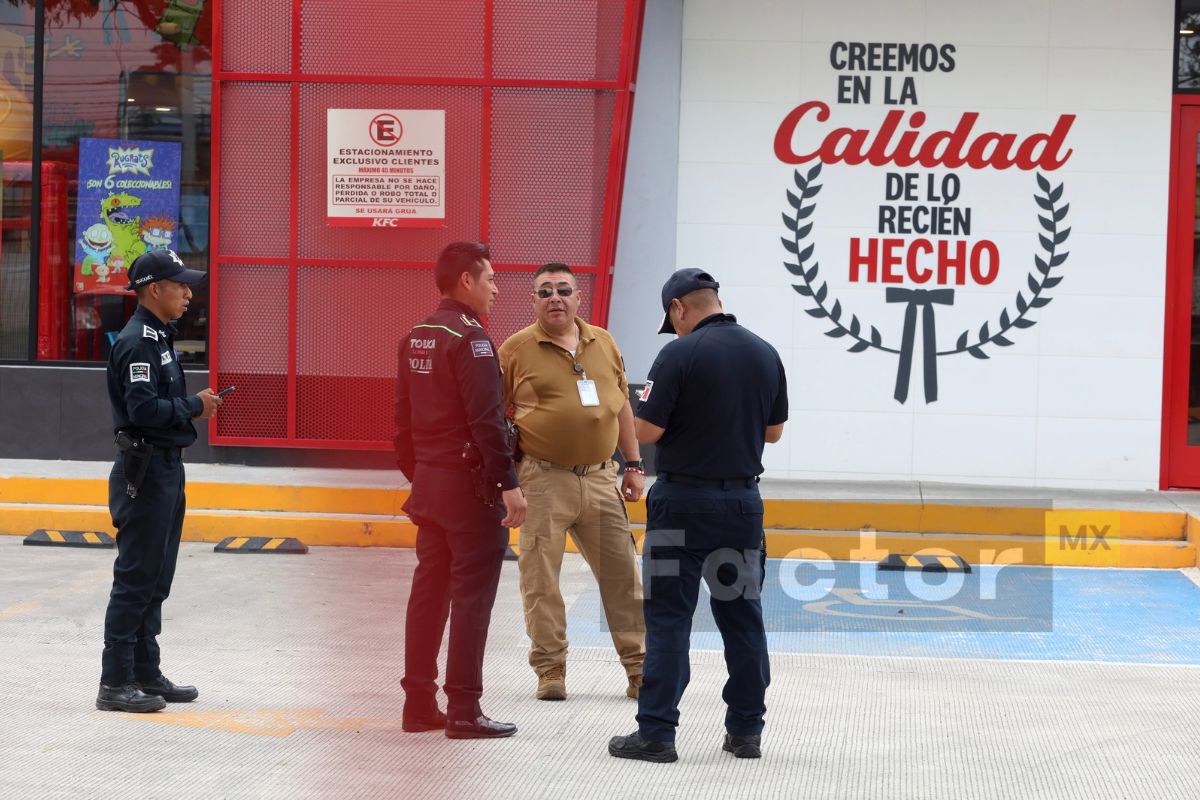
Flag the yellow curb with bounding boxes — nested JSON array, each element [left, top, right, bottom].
[[626, 500, 1184, 539], [1186, 515, 1200, 569], [2, 505, 1192, 567], [0, 476, 408, 516], [0, 478, 102, 507], [187, 483, 407, 516], [758, 530, 1194, 569], [515, 525, 1194, 568], [0, 506, 417, 548], [0, 476, 1187, 540]]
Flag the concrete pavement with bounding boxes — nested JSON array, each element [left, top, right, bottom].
[[3, 535, 1200, 799]]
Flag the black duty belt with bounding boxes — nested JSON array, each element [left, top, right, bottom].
[[115, 436, 181, 460], [657, 472, 758, 489]]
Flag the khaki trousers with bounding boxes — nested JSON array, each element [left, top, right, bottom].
[[517, 458, 645, 677]]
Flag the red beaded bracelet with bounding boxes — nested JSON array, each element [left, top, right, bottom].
[[623, 465, 645, 474]]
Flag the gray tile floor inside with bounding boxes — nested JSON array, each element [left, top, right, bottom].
[[2, 537, 1200, 800]]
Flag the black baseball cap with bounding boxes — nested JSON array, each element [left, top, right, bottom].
[[658, 268, 720, 334], [126, 249, 207, 290]]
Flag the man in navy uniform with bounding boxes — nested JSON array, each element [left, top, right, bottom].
[[98, 249, 221, 712], [608, 268, 788, 762], [394, 241, 528, 739]]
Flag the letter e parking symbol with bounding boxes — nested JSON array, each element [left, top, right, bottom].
[[370, 113, 403, 147]]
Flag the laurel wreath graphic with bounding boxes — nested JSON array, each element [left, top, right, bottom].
[[781, 164, 1070, 359], [782, 164, 898, 355]]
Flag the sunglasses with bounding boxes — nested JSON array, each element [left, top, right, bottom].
[[535, 286, 575, 299]]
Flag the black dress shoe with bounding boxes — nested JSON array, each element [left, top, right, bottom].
[[445, 715, 517, 739], [402, 709, 447, 733], [134, 675, 199, 703], [723, 733, 761, 758], [96, 684, 166, 713], [608, 731, 678, 763]]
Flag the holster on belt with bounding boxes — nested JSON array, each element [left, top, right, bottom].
[[461, 441, 498, 507], [504, 417, 523, 464], [115, 431, 152, 499]]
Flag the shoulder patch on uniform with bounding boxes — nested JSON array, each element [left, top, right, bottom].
[[129, 363, 151, 383], [639, 381, 653, 402], [160, 350, 173, 365], [142, 325, 159, 341], [471, 339, 494, 359], [460, 314, 482, 329]]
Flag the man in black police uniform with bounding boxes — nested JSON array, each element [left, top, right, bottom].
[[97, 249, 221, 712], [608, 268, 788, 763], [394, 241, 528, 739]]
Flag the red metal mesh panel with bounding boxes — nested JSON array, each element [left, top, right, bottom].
[[300, 0, 486, 77], [486, 271, 596, 346], [295, 266, 440, 441], [494, 0, 626, 81], [222, 0, 291, 74], [214, 264, 290, 439], [212, 1, 641, 449], [296, 83, 483, 261], [219, 83, 292, 258], [490, 88, 616, 265]]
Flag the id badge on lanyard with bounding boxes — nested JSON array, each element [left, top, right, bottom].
[[576, 379, 600, 407]]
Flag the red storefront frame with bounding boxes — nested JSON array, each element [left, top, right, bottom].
[[209, 0, 646, 450], [1163, 96, 1200, 487]]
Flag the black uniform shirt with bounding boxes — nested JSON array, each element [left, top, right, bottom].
[[637, 313, 788, 479], [107, 305, 202, 448], [394, 299, 519, 492]]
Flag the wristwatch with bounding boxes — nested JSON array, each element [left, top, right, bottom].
[[623, 459, 644, 473]]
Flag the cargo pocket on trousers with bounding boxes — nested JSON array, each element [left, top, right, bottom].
[[739, 497, 765, 518]]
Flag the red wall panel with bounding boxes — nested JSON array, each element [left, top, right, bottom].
[[296, 84, 485, 262], [211, 0, 645, 449]]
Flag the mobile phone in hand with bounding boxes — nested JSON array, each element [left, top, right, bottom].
[[217, 386, 237, 398]]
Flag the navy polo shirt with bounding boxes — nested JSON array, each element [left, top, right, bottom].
[[637, 313, 788, 479]]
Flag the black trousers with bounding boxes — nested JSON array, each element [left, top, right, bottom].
[[101, 453, 186, 685], [401, 464, 507, 720], [636, 479, 770, 743]]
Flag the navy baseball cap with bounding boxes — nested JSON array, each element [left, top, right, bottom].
[[658, 268, 720, 334], [126, 249, 206, 290]]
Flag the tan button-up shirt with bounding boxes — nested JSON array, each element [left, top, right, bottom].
[[499, 318, 629, 466]]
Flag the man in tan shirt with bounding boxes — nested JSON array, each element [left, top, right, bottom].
[[499, 263, 646, 701]]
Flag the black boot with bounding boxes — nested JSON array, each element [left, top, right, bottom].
[[723, 733, 761, 758], [96, 684, 167, 713], [608, 731, 678, 762], [134, 675, 199, 703]]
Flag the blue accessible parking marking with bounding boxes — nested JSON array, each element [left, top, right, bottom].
[[568, 560, 1200, 665]]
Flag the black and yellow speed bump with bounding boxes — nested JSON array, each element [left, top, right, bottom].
[[877, 553, 971, 573], [23, 529, 115, 548], [214, 536, 308, 554]]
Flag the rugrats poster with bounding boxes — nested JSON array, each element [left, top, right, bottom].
[[72, 137, 181, 295]]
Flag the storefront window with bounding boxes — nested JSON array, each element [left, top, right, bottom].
[[40, 0, 212, 363], [1179, 1, 1200, 90], [0, 3, 35, 359]]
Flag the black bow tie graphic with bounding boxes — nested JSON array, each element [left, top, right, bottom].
[[885, 287, 955, 404]]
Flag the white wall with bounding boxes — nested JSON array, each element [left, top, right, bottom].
[[609, 0, 684, 382], [665, 0, 1174, 488]]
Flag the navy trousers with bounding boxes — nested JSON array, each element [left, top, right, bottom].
[[101, 453, 186, 685], [636, 479, 770, 743], [401, 464, 508, 720]]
